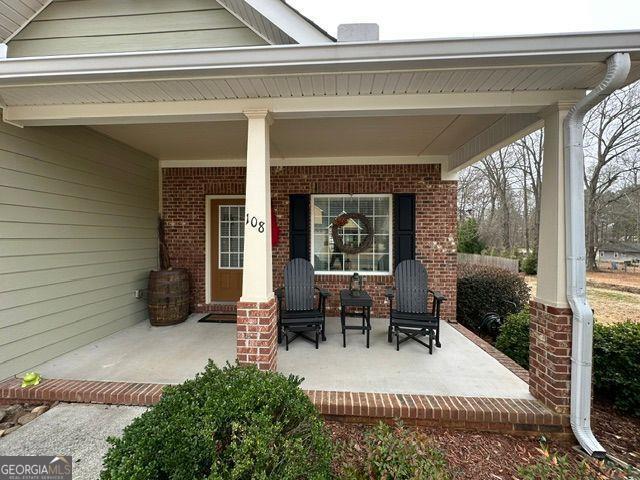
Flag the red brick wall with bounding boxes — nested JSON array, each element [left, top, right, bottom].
[[529, 300, 572, 414], [237, 298, 278, 371], [162, 164, 457, 320]]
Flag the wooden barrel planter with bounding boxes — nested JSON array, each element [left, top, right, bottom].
[[147, 268, 190, 326]]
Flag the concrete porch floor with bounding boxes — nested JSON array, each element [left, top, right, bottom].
[[31, 314, 531, 399]]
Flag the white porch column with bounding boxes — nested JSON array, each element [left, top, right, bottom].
[[529, 103, 573, 414], [236, 109, 277, 371], [241, 109, 274, 302], [536, 104, 570, 308]]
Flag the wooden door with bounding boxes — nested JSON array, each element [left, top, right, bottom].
[[211, 199, 244, 302]]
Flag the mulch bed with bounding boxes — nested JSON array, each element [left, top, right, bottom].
[[328, 403, 639, 479], [423, 429, 556, 479], [592, 402, 640, 468], [329, 421, 547, 479]]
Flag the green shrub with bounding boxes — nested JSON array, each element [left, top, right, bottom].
[[593, 321, 640, 416], [341, 422, 451, 480], [101, 362, 332, 480], [457, 218, 485, 254], [456, 264, 530, 331], [520, 251, 538, 275], [496, 310, 530, 369], [492, 314, 640, 417]]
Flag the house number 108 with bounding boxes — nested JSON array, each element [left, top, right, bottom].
[[246, 214, 265, 233]]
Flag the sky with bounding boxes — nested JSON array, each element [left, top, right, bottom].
[[287, 0, 640, 41]]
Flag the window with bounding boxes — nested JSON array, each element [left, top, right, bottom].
[[219, 205, 245, 269], [311, 194, 392, 274]]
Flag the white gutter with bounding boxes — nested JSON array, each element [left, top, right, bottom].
[[563, 52, 630, 458]]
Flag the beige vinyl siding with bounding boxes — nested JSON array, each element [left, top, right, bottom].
[[0, 122, 158, 380], [7, 0, 267, 57]]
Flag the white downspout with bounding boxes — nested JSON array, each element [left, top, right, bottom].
[[563, 52, 630, 457]]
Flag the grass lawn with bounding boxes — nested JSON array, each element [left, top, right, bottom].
[[525, 273, 640, 324]]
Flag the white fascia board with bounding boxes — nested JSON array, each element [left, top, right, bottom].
[[0, 30, 638, 86], [242, 0, 333, 44], [2, 90, 586, 126]]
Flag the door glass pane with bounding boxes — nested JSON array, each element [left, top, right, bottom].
[[219, 205, 245, 269]]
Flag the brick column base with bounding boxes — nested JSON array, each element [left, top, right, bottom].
[[529, 300, 572, 414], [236, 297, 278, 371]]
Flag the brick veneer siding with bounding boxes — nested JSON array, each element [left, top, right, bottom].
[[162, 164, 457, 320], [236, 298, 278, 371], [529, 300, 572, 414]]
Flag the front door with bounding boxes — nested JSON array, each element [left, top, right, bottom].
[[211, 199, 245, 302]]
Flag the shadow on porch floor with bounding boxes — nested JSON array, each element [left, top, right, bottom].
[[29, 314, 531, 400]]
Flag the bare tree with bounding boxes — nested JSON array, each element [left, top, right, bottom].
[[456, 81, 640, 260], [473, 146, 518, 250], [457, 168, 492, 222], [515, 129, 544, 252], [583, 83, 640, 270]]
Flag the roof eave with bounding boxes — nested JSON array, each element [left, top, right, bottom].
[[0, 30, 638, 86]]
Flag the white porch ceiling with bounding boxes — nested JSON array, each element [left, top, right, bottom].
[[92, 114, 503, 160]]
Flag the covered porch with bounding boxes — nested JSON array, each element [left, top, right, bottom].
[[1, 34, 639, 440], [0, 311, 562, 435], [28, 314, 530, 399]]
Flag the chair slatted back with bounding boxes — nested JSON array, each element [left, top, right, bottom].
[[395, 260, 428, 314], [284, 258, 316, 311]]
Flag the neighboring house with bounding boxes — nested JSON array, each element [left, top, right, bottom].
[[598, 242, 640, 263], [0, 0, 639, 456]]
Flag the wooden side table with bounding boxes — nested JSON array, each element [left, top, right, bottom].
[[340, 289, 372, 348]]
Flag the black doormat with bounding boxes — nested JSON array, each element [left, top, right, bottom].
[[199, 313, 237, 324]]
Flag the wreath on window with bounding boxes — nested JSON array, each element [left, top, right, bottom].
[[331, 212, 373, 254]]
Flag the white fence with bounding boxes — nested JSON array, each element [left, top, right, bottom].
[[457, 253, 519, 273]]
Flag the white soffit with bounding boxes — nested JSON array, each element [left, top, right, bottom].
[[216, 0, 296, 45], [217, 0, 333, 45], [239, 0, 333, 44], [0, 65, 620, 108], [0, 0, 50, 42]]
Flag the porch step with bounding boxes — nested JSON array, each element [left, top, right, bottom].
[[0, 377, 570, 438]]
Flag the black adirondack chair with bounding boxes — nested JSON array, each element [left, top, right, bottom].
[[275, 258, 330, 350], [385, 260, 446, 354]]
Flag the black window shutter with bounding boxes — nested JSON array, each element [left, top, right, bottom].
[[394, 194, 416, 268], [289, 194, 310, 260]]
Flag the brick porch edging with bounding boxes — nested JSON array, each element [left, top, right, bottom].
[[0, 377, 569, 437]]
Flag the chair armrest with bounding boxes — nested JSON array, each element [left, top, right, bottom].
[[274, 287, 284, 300], [315, 287, 331, 298], [385, 288, 395, 299], [429, 289, 446, 302]]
